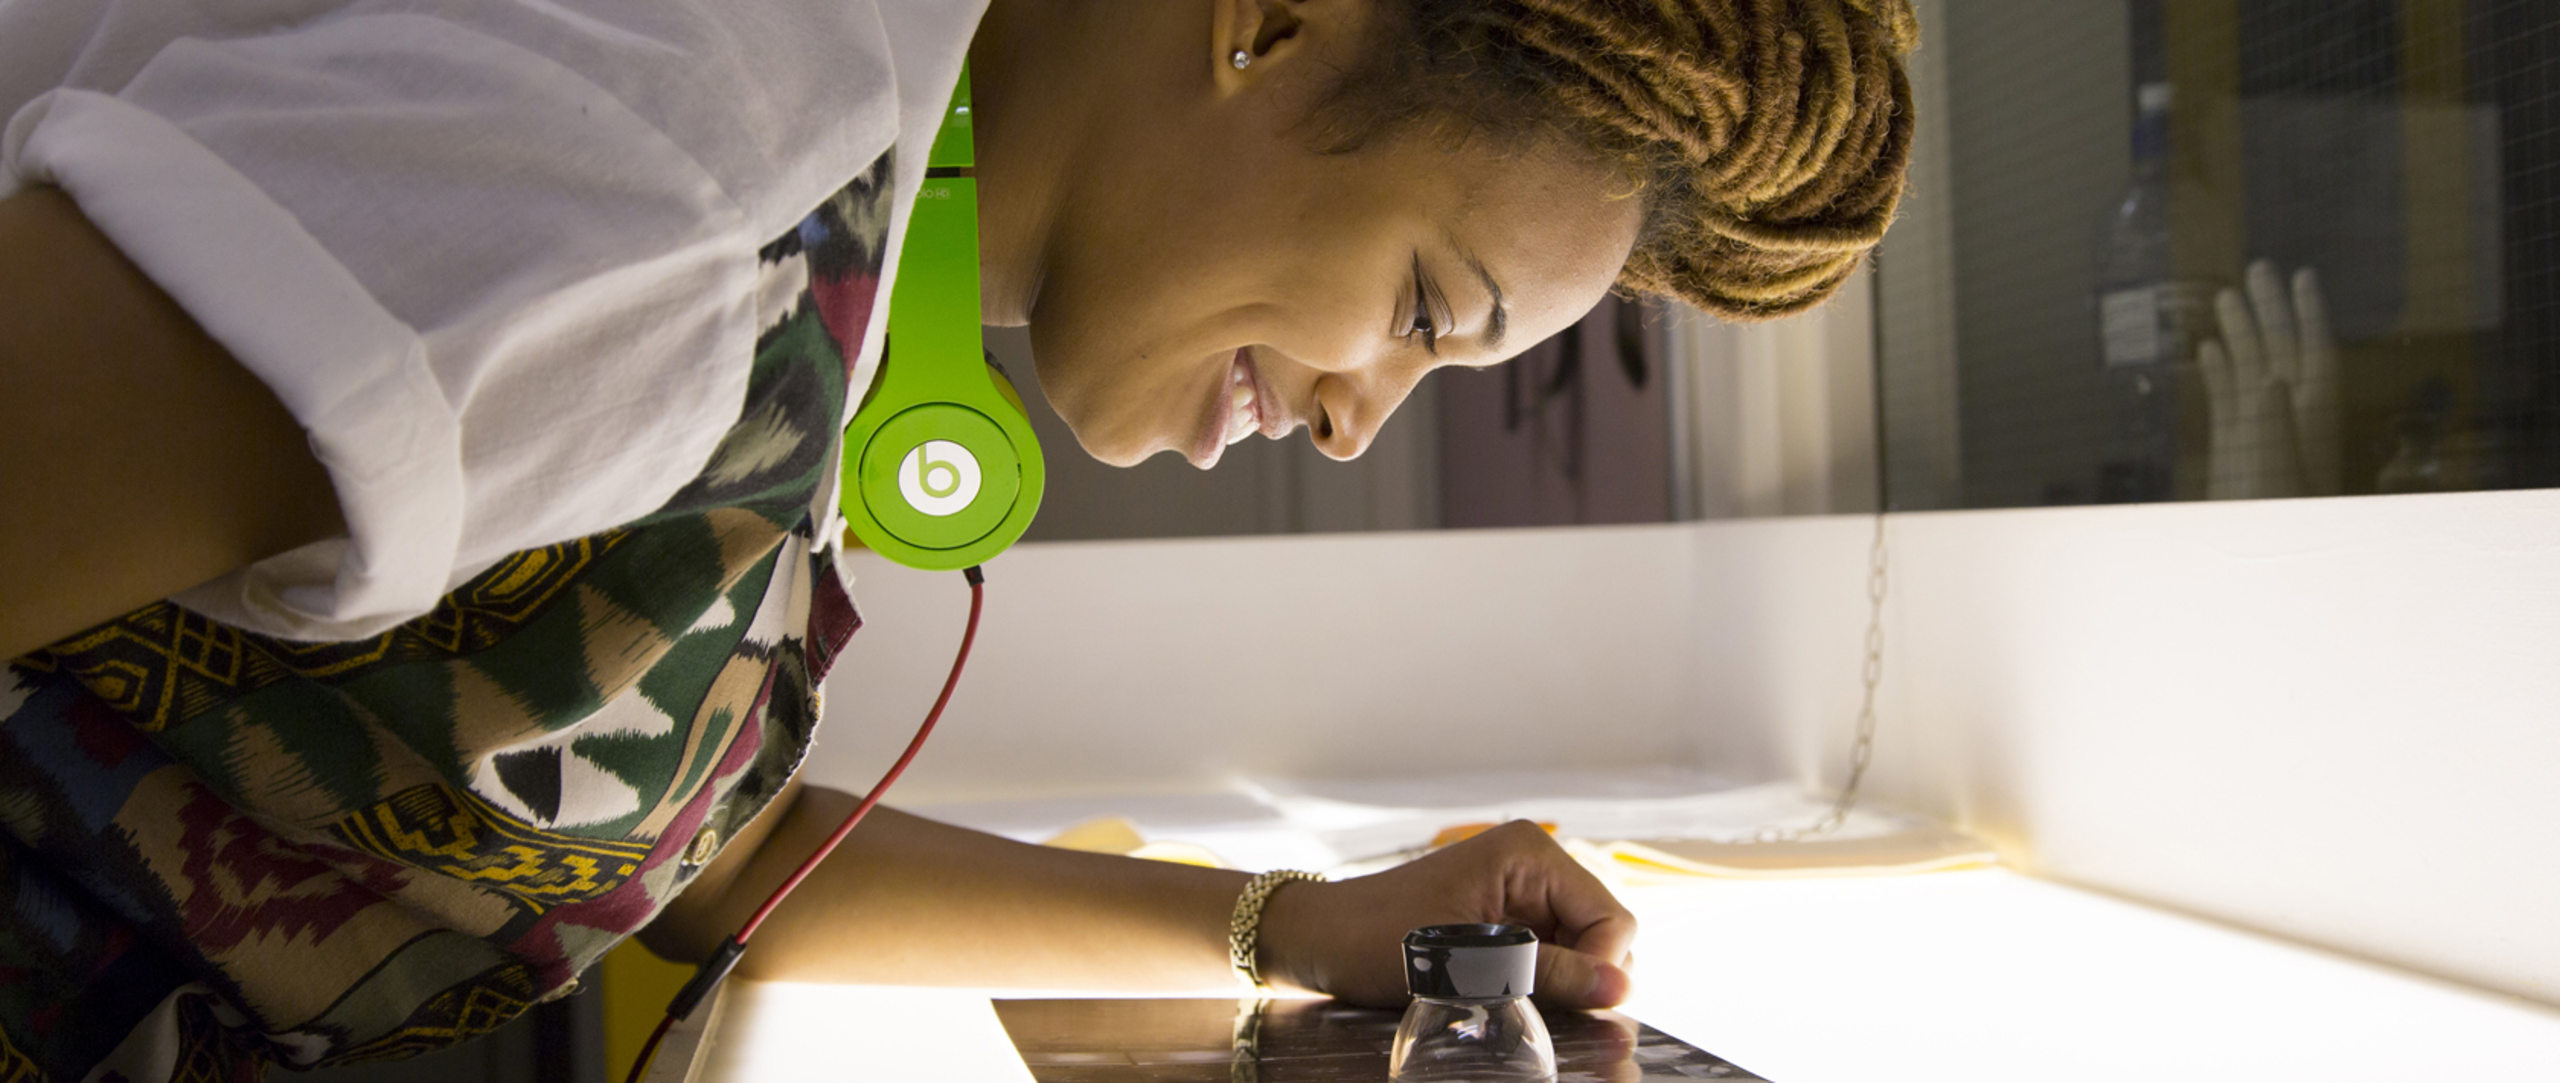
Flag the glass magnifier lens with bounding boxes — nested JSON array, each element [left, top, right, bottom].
[[1388, 923, 1557, 1082]]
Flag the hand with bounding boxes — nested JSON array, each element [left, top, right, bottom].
[[1258, 820, 1638, 1010], [2198, 260, 2342, 499]]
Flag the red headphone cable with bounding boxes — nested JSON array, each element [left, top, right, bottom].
[[623, 564, 985, 1083]]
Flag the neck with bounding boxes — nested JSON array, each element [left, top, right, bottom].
[[967, 0, 1082, 328], [969, 1, 1207, 329]]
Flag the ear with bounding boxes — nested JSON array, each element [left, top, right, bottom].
[[1209, 0, 1355, 90]]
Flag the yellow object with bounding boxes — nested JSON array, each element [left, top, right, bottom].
[[1041, 816, 1229, 868], [1427, 821, 1558, 849], [1043, 816, 1147, 854], [1598, 822, 1997, 883], [601, 937, 699, 1077]]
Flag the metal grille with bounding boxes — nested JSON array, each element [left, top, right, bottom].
[[1880, 0, 2560, 509]]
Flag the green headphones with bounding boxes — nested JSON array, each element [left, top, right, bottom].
[[839, 69, 1046, 570]]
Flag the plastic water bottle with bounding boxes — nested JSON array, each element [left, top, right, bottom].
[[2093, 83, 2214, 501]]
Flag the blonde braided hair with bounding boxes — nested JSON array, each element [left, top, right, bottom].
[[1316, 0, 1920, 321]]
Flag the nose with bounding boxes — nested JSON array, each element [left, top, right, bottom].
[[1308, 366, 1426, 461]]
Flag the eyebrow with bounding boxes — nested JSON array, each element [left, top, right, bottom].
[[1447, 232, 1508, 351]]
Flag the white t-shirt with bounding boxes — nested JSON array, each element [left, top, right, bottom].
[[0, 0, 987, 640]]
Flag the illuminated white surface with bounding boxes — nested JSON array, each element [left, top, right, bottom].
[[693, 865, 2560, 1082], [697, 982, 1035, 1083], [701, 777, 2559, 1079], [1617, 869, 2560, 1082]]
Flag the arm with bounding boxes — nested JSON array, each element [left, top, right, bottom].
[[642, 781, 1254, 993], [0, 186, 342, 660], [642, 784, 1637, 1008]]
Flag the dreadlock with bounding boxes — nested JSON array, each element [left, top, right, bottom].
[[1315, 0, 1920, 322]]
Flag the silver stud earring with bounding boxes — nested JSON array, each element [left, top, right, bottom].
[[1230, 50, 1252, 70]]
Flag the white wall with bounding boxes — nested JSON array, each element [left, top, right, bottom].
[[1692, 491, 2560, 1008], [808, 525, 1706, 803], [809, 489, 2560, 1008]]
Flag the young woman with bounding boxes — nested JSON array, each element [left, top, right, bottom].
[[0, 0, 1916, 1077]]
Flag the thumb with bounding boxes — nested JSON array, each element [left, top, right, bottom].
[[1533, 943, 1633, 1010]]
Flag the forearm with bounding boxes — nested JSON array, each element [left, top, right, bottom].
[[0, 186, 340, 660], [665, 787, 1257, 991]]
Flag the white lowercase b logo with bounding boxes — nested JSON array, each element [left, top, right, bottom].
[[898, 440, 981, 517]]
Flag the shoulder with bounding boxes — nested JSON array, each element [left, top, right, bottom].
[[419, 0, 989, 237], [3, 0, 977, 234]]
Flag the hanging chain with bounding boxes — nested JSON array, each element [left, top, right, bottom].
[[1747, 512, 1889, 843]]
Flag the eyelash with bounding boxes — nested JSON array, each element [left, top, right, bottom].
[[1405, 258, 1441, 355]]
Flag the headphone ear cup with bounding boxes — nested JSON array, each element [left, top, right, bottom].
[[855, 405, 1015, 539], [840, 378, 1042, 571]]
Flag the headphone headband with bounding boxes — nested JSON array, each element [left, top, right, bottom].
[[839, 68, 1046, 570]]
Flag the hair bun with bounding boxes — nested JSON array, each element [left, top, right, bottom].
[[1844, 0, 1922, 56], [1308, 0, 1923, 321]]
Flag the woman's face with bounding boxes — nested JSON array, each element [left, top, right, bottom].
[[1017, 7, 1645, 469]]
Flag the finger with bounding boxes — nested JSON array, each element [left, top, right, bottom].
[[1533, 944, 1633, 1010], [1556, 896, 1639, 971], [1502, 826, 1638, 968], [2291, 267, 2344, 494], [2199, 339, 2239, 500], [2247, 260, 2299, 385], [2215, 287, 2268, 389], [2257, 379, 2306, 497], [2292, 268, 2337, 390], [2198, 339, 2233, 418]]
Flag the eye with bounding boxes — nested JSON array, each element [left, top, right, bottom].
[[1405, 258, 1442, 355]]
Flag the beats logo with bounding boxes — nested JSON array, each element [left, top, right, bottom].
[[898, 440, 980, 516]]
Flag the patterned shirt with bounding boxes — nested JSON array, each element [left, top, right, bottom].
[[0, 154, 897, 1081]]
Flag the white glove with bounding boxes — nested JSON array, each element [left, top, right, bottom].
[[2197, 260, 2342, 500]]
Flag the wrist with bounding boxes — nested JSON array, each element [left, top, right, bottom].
[[1249, 875, 1329, 995]]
